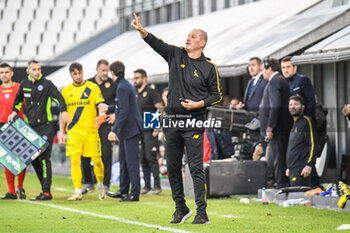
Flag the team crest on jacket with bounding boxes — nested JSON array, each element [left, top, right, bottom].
[[105, 82, 111, 88], [5, 93, 10, 99], [143, 91, 147, 97], [194, 70, 199, 77], [180, 64, 185, 68], [38, 85, 43, 91]]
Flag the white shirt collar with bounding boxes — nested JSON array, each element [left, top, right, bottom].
[[269, 72, 279, 81], [252, 71, 263, 85]]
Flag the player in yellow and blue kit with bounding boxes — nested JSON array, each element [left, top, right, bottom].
[[59, 62, 108, 201]]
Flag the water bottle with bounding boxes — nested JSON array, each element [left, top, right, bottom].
[[261, 188, 269, 206]]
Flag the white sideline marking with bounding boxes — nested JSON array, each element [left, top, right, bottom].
[[141, 203, 169, 208], [208, 212, 239, 218], [337, 224, 350, 230], [53, 187, 70, 192], [21, 201, 193, 233]]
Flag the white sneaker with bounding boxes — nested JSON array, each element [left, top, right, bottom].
[[98, 186, 106, 200], [67, 194, 83, 201]]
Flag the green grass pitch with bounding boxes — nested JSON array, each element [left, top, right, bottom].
[[0, 171, 349, 233]]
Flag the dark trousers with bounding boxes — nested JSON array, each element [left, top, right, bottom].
[[269, 133, 289, 188], [32, 122, 55, 194], [164, 129, 207, 214], [140, 131, 160, 189], [119, 134, 141, 197], [81, 123, 113, 187], [289, 168, 311, 186]]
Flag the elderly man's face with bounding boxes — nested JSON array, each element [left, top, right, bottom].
[[185, 30, 205, 52]]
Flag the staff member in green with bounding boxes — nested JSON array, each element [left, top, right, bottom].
[[8, 60, 68, 200], [131, 14, 222, 224]]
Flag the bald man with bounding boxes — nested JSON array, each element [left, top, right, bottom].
[[131, 14, 222, 224]]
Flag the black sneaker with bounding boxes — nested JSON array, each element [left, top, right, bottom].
[[1, 192, 17, 200], [16, 188, 26, 199], [191, 213, 210, 224], [82, 184, 95, 195], [170, 208, 192, 224], [30, 193, 52, 201], [141, 187, 151, 195]]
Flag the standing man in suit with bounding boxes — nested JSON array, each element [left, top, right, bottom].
[[243, 57, 268, 112], [107, 61, 143, 202], [281, 56, 316, 120], [259, 57, 292, 188]]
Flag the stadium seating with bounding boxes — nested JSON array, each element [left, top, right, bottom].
[[0, 0, 119, 64]]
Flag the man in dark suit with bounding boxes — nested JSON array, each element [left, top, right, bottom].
[[281, 56, 316, 120], [243, 57, 268, 112], [259, 57, 293, 188], [107, 61, 143, 202]]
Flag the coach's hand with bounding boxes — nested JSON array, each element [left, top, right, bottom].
[[131, 13, 148, 38], [108, 131, 118, 141], [7, 111, 17, 122], [181, 99, 204, 110]]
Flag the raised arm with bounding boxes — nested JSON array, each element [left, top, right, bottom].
[[131, 13, 179, 62], [130, 13, 148, 38]]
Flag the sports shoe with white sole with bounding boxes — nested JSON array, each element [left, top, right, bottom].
[[67, 194, 83, 201], [170, 208, 192, 224]]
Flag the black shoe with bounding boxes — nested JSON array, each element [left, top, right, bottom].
[[16, 188, 26, 199], [170, 208, 192, 224], [1, 192, 17, 200], [191, 213, 210, 224], [141, 187, 151, 194], [81, 184, 95, 195], [30, 193, 52, 201], [120, 195, 139, 202], [106, 191, 123, 198]]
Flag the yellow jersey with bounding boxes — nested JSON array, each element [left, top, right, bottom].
[[62, 81, 104, 133]]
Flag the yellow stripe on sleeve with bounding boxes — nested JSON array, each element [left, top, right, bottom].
[[303, 116, 315, 163], [206, 60, 222, 105]]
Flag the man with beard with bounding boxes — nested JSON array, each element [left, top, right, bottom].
[[59, 62, 108, 201], [81, 59, 116, 194], [134, 69, 163, 195], [286, 95, 317, 186]]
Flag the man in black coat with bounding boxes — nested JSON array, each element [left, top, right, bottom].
[[281, 56, 316, 120], [107, 61, 143, 202], [259, 58, 292, 188]]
